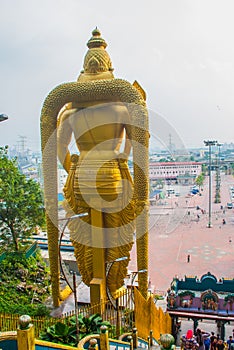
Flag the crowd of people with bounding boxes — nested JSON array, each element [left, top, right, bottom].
[[181, 328, 234, 350]]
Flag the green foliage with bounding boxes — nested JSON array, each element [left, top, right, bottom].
[[224, 293, 234, 305], [195, 173, 205, 188], [39, 313, 112, 347], [40, 322, 77, 346], [215, 193, 221, 203], [122, 308, 135, 331], [77, 313, 111, 335], [202, 164, 207, 173], [0, 146, 45, 251], [0, 253, 51, 316], [178, 290, 195, 298], [154, 293, 164, 301]]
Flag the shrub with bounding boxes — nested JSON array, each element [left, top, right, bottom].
[[0, 253, 51, 316]]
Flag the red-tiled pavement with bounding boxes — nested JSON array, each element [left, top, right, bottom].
[[129, 173, 234, 293]]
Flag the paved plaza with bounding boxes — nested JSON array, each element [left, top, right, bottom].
[[129, 173, 234, 293]]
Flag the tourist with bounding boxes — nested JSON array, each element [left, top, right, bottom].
[[227, 336, 234, 350], [212, 338, 218, 350], [181, 329, 199, 350], [210, 333, 217, 350], [204, 337, 211, 350], [195, 328, 210, 350], [216, 339, 225, 350]]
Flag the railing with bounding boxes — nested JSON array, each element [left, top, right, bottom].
[[59, 288, 135, 338], [25, 241, 38, 258], [0, 287, 171, 341], [0, 241, 38, 262], [0, 291, 131, 338], [0, 313, 56, 338]]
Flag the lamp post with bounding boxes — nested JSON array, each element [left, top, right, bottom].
[[58, 213, 88, 291], [58, 213, 88, 344], [204, 140, 217, 228], [217, 143, 222, 176], [131, 269, 148, 287], [73, 271, 80, 343], [106, 256, 128, 339], [0, 114, 8, 122], [130, 269, 148, 303], [216, 143, 222, 203], [106, 256, 128, 308]]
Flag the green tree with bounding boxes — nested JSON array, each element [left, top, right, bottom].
[[0, 146, 45, 251], [230, 162, 234, 175], [195, 173, 205, 190]]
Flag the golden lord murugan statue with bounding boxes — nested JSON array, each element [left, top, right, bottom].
[[41, 28, 149, 307]]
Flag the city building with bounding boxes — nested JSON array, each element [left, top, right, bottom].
[[149, 161, 202, 184]]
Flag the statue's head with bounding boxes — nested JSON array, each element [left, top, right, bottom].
[[77, 28, 114, 82]]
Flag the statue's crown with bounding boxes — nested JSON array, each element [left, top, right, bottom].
[[77, 28, 114, 81], [87, 28, 107, 49]]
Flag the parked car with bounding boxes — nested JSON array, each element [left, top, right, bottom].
[[227, 202, 233, 209], [191, 189, 199, 195]]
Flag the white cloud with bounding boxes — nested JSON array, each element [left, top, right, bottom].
[[0, 0, 234, 150]]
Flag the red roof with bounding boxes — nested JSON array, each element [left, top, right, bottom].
[[149, 161, 202, 166]]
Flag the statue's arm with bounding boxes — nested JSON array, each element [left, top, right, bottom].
[[123, 131, 132, 158], [57, 108, 76, 173], [121, 110, 132, 159]]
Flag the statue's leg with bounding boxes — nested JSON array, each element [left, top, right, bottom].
[[89, 208, 107, 311], [105, 204, 135, 295]]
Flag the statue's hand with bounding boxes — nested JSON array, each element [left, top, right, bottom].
[[118, 152, 128, 161], [70, 154, 79, 166], [134, 200, 148, 216]]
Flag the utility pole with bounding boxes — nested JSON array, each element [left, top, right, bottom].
[[204, 140, 217, 228], [215, 143, 222, 203], [217, 143, 222, 171]]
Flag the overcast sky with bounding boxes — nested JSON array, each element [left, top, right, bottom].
[[0, 0, 234, 152]]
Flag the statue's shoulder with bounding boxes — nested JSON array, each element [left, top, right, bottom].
[[132, 80, 146, 101]]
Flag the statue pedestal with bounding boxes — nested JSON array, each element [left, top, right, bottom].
[[90, 278, 106, 315], [90, 207, 106, 311]]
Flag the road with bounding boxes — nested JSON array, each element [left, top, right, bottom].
[[129, 173, 234, 293]]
